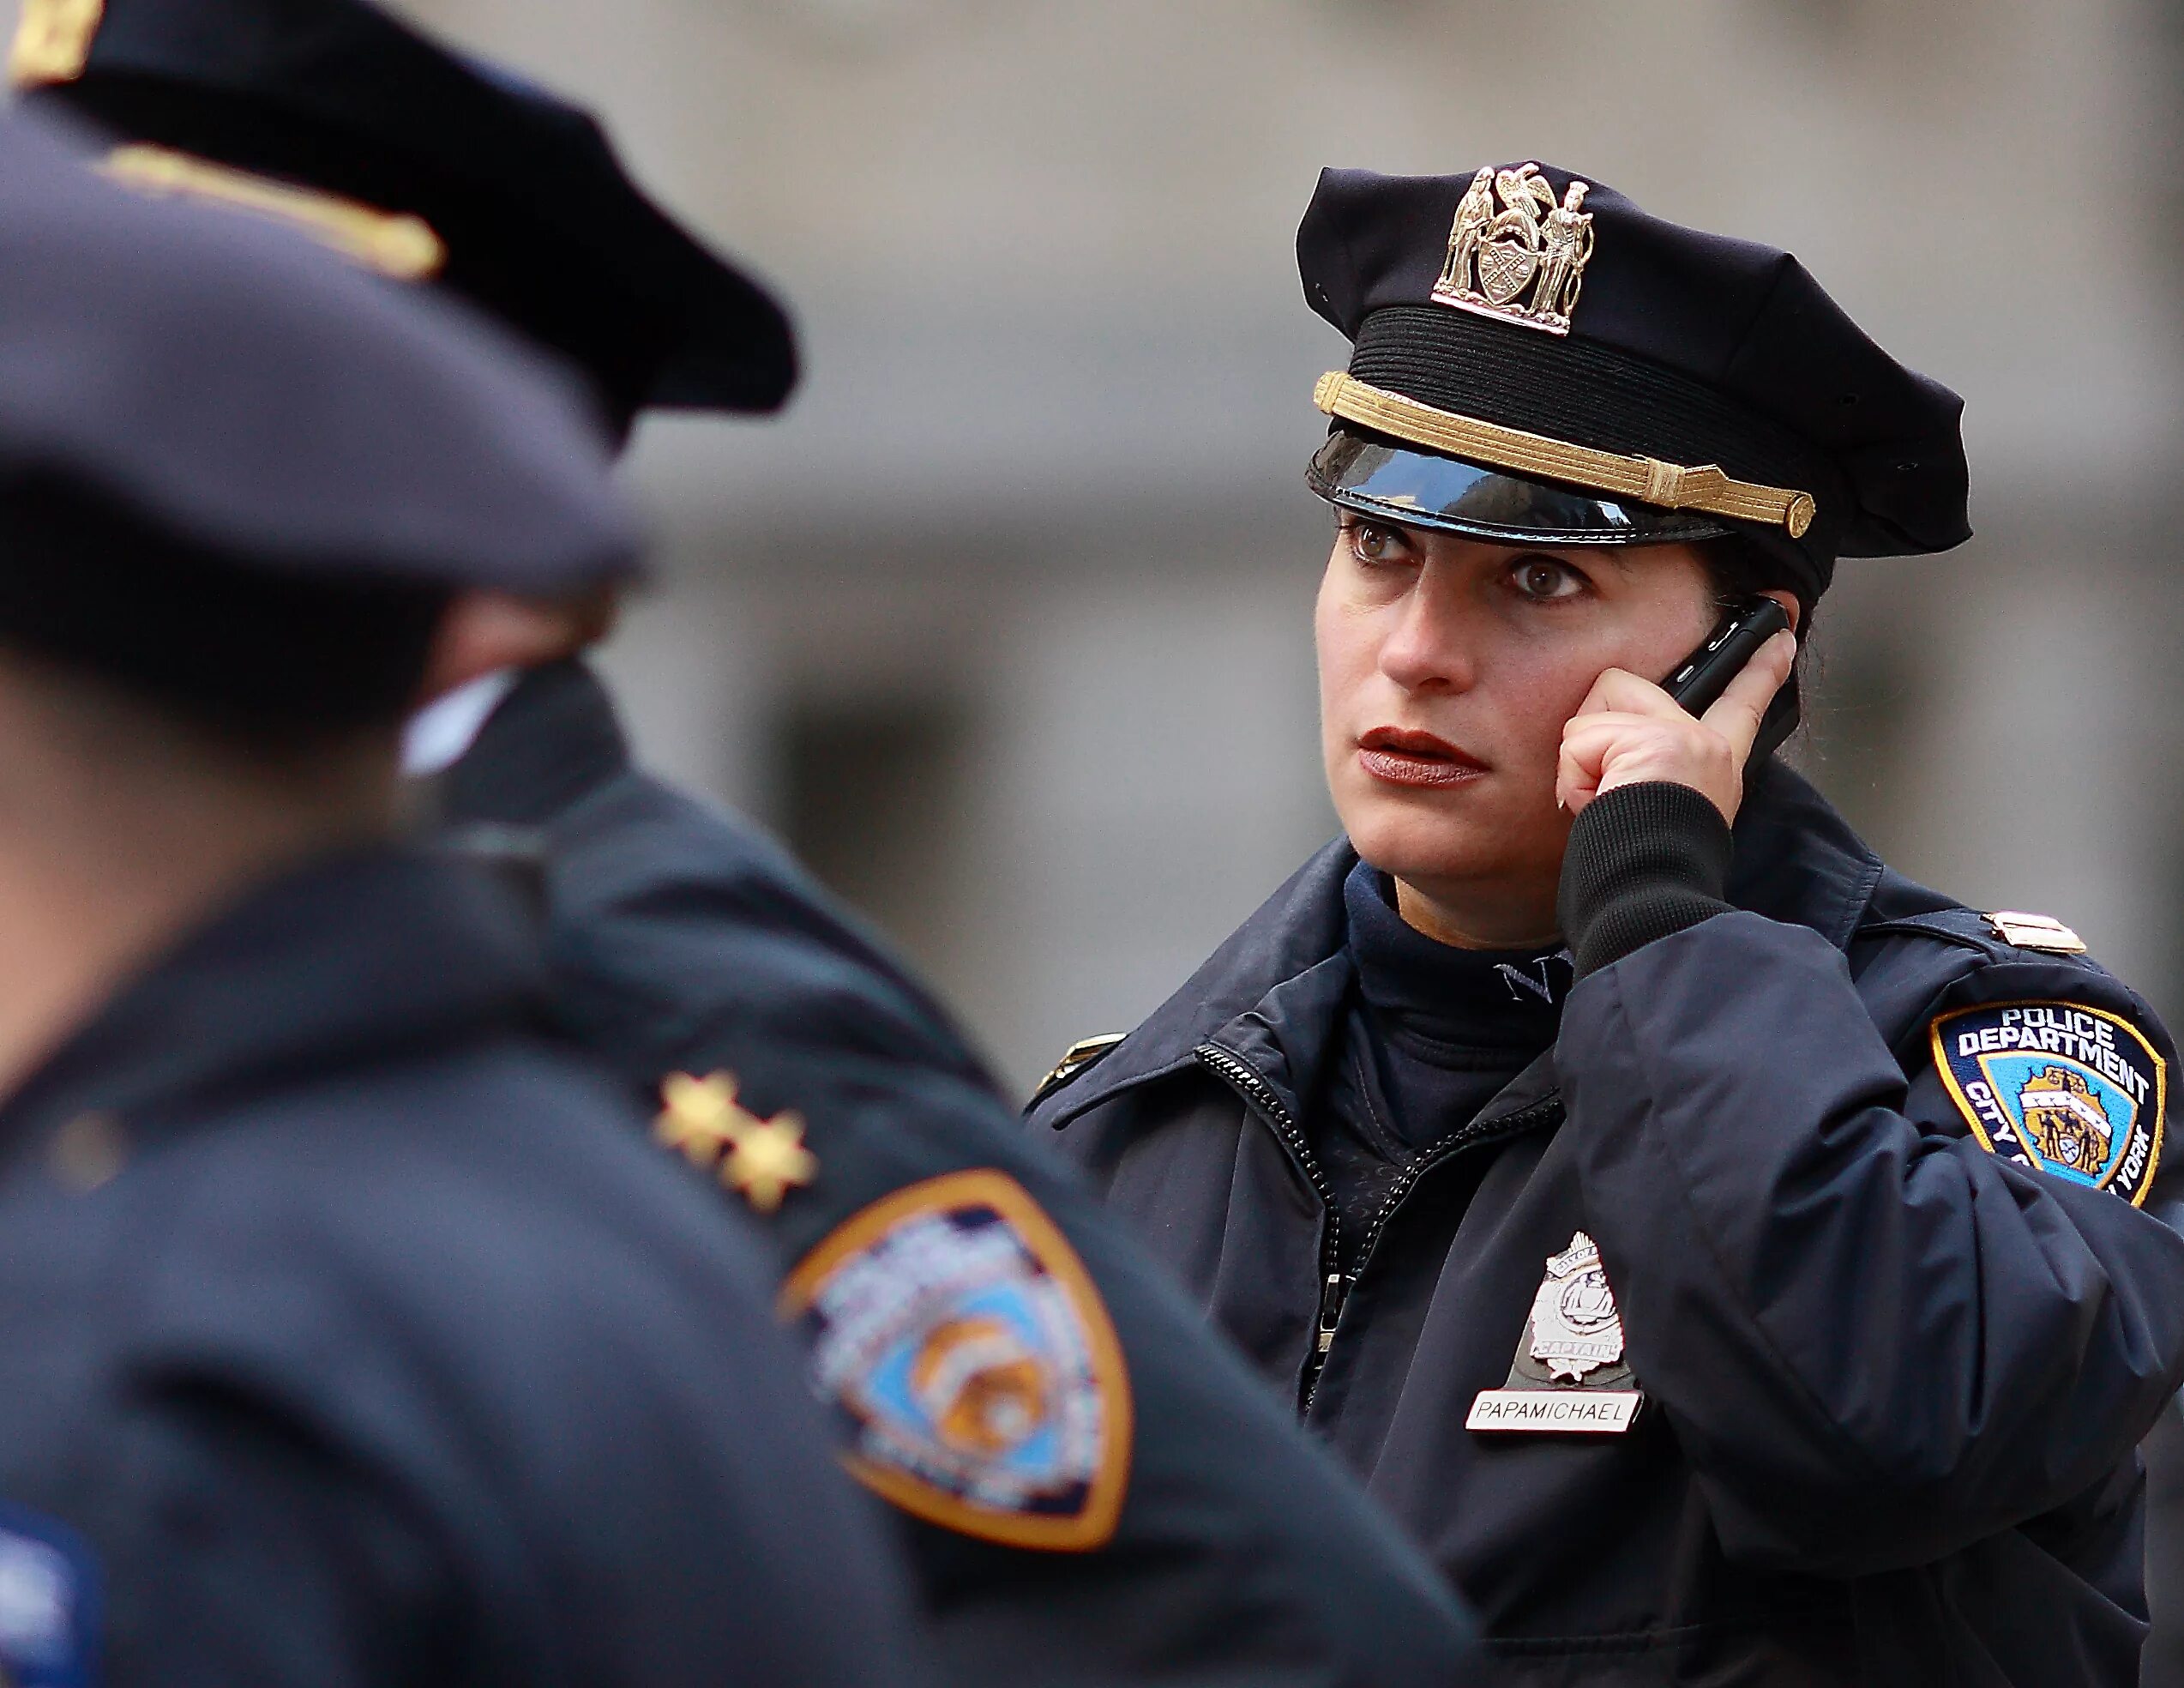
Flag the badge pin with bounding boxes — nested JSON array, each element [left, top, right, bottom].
[[1469, 1229, 1644, 1435], [1431, 162, 1596, 337], [654, 1070, 817, 1214]]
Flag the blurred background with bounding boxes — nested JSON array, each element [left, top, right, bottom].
[[400, 0, 2184, 1103], [230, 0, 2184, 1665]]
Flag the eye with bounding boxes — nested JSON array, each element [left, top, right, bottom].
[[1507, 554, 1588, 601], [1345, 520, 1412, 567]]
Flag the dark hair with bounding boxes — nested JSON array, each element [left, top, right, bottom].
[[0, 479, 449, 757], [1697, 532, 1818, 646]]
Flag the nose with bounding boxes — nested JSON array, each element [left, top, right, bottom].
[[1377, 564, 1476, 695]]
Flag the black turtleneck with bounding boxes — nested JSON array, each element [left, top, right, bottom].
[[1314, 859, 1567, 1271]]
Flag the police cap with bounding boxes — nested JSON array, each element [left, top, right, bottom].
[[13, 0, 795, 426], [1296, 164, 1971, 599], [0, 107, 637, 728]]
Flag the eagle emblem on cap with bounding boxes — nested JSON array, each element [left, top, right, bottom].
[[1433, 162, 1594, 336]]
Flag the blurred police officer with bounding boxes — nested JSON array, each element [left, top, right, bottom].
[[1028, 161, 2184, 1685], [0, 105, 930, 1686], [19, 3, 1484, 1682]]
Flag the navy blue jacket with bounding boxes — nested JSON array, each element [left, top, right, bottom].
[[438, 660, 1480, 1688], [1030, 761, 2184, 1686], [0, 847, 927, 1686]]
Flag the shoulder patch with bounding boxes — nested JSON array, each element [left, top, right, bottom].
[[1030, 1034, 1127, 1106], [781, 1169, 1131, 1551], [0, 1500, 98, 1686], [1931, 1001, 2166, 1205]]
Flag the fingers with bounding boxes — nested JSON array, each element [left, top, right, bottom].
[[1555, 711, 1688, 816], [1696, 630, 1796, 763], [1579, 666, 1689, 723]]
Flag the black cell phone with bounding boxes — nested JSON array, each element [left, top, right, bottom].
[[1660, 596, 1800, 763]]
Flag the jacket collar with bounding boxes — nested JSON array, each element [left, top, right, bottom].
[[1044, 758, 1885, 1127], [437, 657, 631, 829], [0, 847, 544, 1162]]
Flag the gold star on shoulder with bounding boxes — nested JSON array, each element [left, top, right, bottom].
[[655, 1070, 817, 1215]]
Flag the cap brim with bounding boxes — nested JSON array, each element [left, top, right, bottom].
[[1306, 425, 1730, 547]]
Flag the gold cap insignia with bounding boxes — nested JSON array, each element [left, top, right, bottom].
[[655, 1070, 817, 1215], [9, 0, 102, 87], [1432, 162, 1595, 337]]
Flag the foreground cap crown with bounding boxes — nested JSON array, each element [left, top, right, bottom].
[[16, 0, 796, 421], [0, 106, 638, 592]]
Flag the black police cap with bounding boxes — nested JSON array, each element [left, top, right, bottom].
[[1296, 164, 1971, 598], [0, 107, 639, 726], [12, 0, 796, 427]]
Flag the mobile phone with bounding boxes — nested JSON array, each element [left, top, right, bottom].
[[1660, 596, 1800, 763]]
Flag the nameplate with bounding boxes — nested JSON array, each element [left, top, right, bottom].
[[1466, 1389, 1642, 1434]]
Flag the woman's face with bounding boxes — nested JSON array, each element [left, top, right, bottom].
[[1315, 513, 1718, 928]]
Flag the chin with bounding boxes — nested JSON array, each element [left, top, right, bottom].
[[1339, 783, 1537, 889]]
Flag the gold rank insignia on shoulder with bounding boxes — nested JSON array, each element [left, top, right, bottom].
[[9, 0, 101, 87], [1432, 162, 1595, 337], [655, 1070, 817, 1215], [1031, 1033, 1128, 1106], [1984, 911, 2088, 956]]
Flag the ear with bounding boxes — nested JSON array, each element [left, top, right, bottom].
[[1760, 588, 1802, 634], [416, 588, 617, 703]]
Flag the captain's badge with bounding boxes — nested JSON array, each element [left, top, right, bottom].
[[1469, 1230, 1645, 1434], [1432, 162, 1595, 337]]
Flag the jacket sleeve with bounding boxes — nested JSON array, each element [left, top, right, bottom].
[[1558, 907, 2184, 1578]]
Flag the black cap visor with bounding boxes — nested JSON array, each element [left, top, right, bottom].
[[1306, 425, 1730, 548]]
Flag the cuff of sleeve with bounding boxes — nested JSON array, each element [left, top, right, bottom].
[[1559, 781, 1736, 979]]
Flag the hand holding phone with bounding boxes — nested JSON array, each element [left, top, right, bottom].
[[1555, 600, 1797, 823], [1661, 597, 1801, 765]]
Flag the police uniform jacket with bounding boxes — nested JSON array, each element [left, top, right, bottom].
[[1028, 759, 2184, 1686], [0, 847, 928, 1685], [437, 658, 1480, 1688]]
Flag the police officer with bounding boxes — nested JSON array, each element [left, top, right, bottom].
[[1028, 162, 2184, 1685], [19, 4, 1484, 1682], [0, 106, 930, 1685]]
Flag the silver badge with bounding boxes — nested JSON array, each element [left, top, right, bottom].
[[1468, 1229, 1644, 1434], [1527, 1231, 1624, 1381]]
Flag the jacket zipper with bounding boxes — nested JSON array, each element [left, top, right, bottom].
[[1194, 1043, 1344, 1410], [1301, 1094, 1564, 1413], [1197, 1040, 1567, 1414], [1348, 1094, 1565, 1282]]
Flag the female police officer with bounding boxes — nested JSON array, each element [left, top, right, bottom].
[[1029, 162, 2184, 1685]]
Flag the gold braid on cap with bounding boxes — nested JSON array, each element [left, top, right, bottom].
[[1314, 371, 1816, 540], [96, 146, 447, 282]]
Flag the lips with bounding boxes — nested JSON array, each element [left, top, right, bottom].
[[1356, 726, 1489, 789]]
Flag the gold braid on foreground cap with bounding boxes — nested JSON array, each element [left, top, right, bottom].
[[1314, 371, 1817, 540]]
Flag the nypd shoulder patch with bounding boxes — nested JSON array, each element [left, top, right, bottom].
[[1931, 1000, 2167, 1206], [781, 1169, 1131, 1551], [0, 1500, 98, 1687]]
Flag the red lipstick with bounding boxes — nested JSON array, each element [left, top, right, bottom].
[[1356, 727, 1489, 789]]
